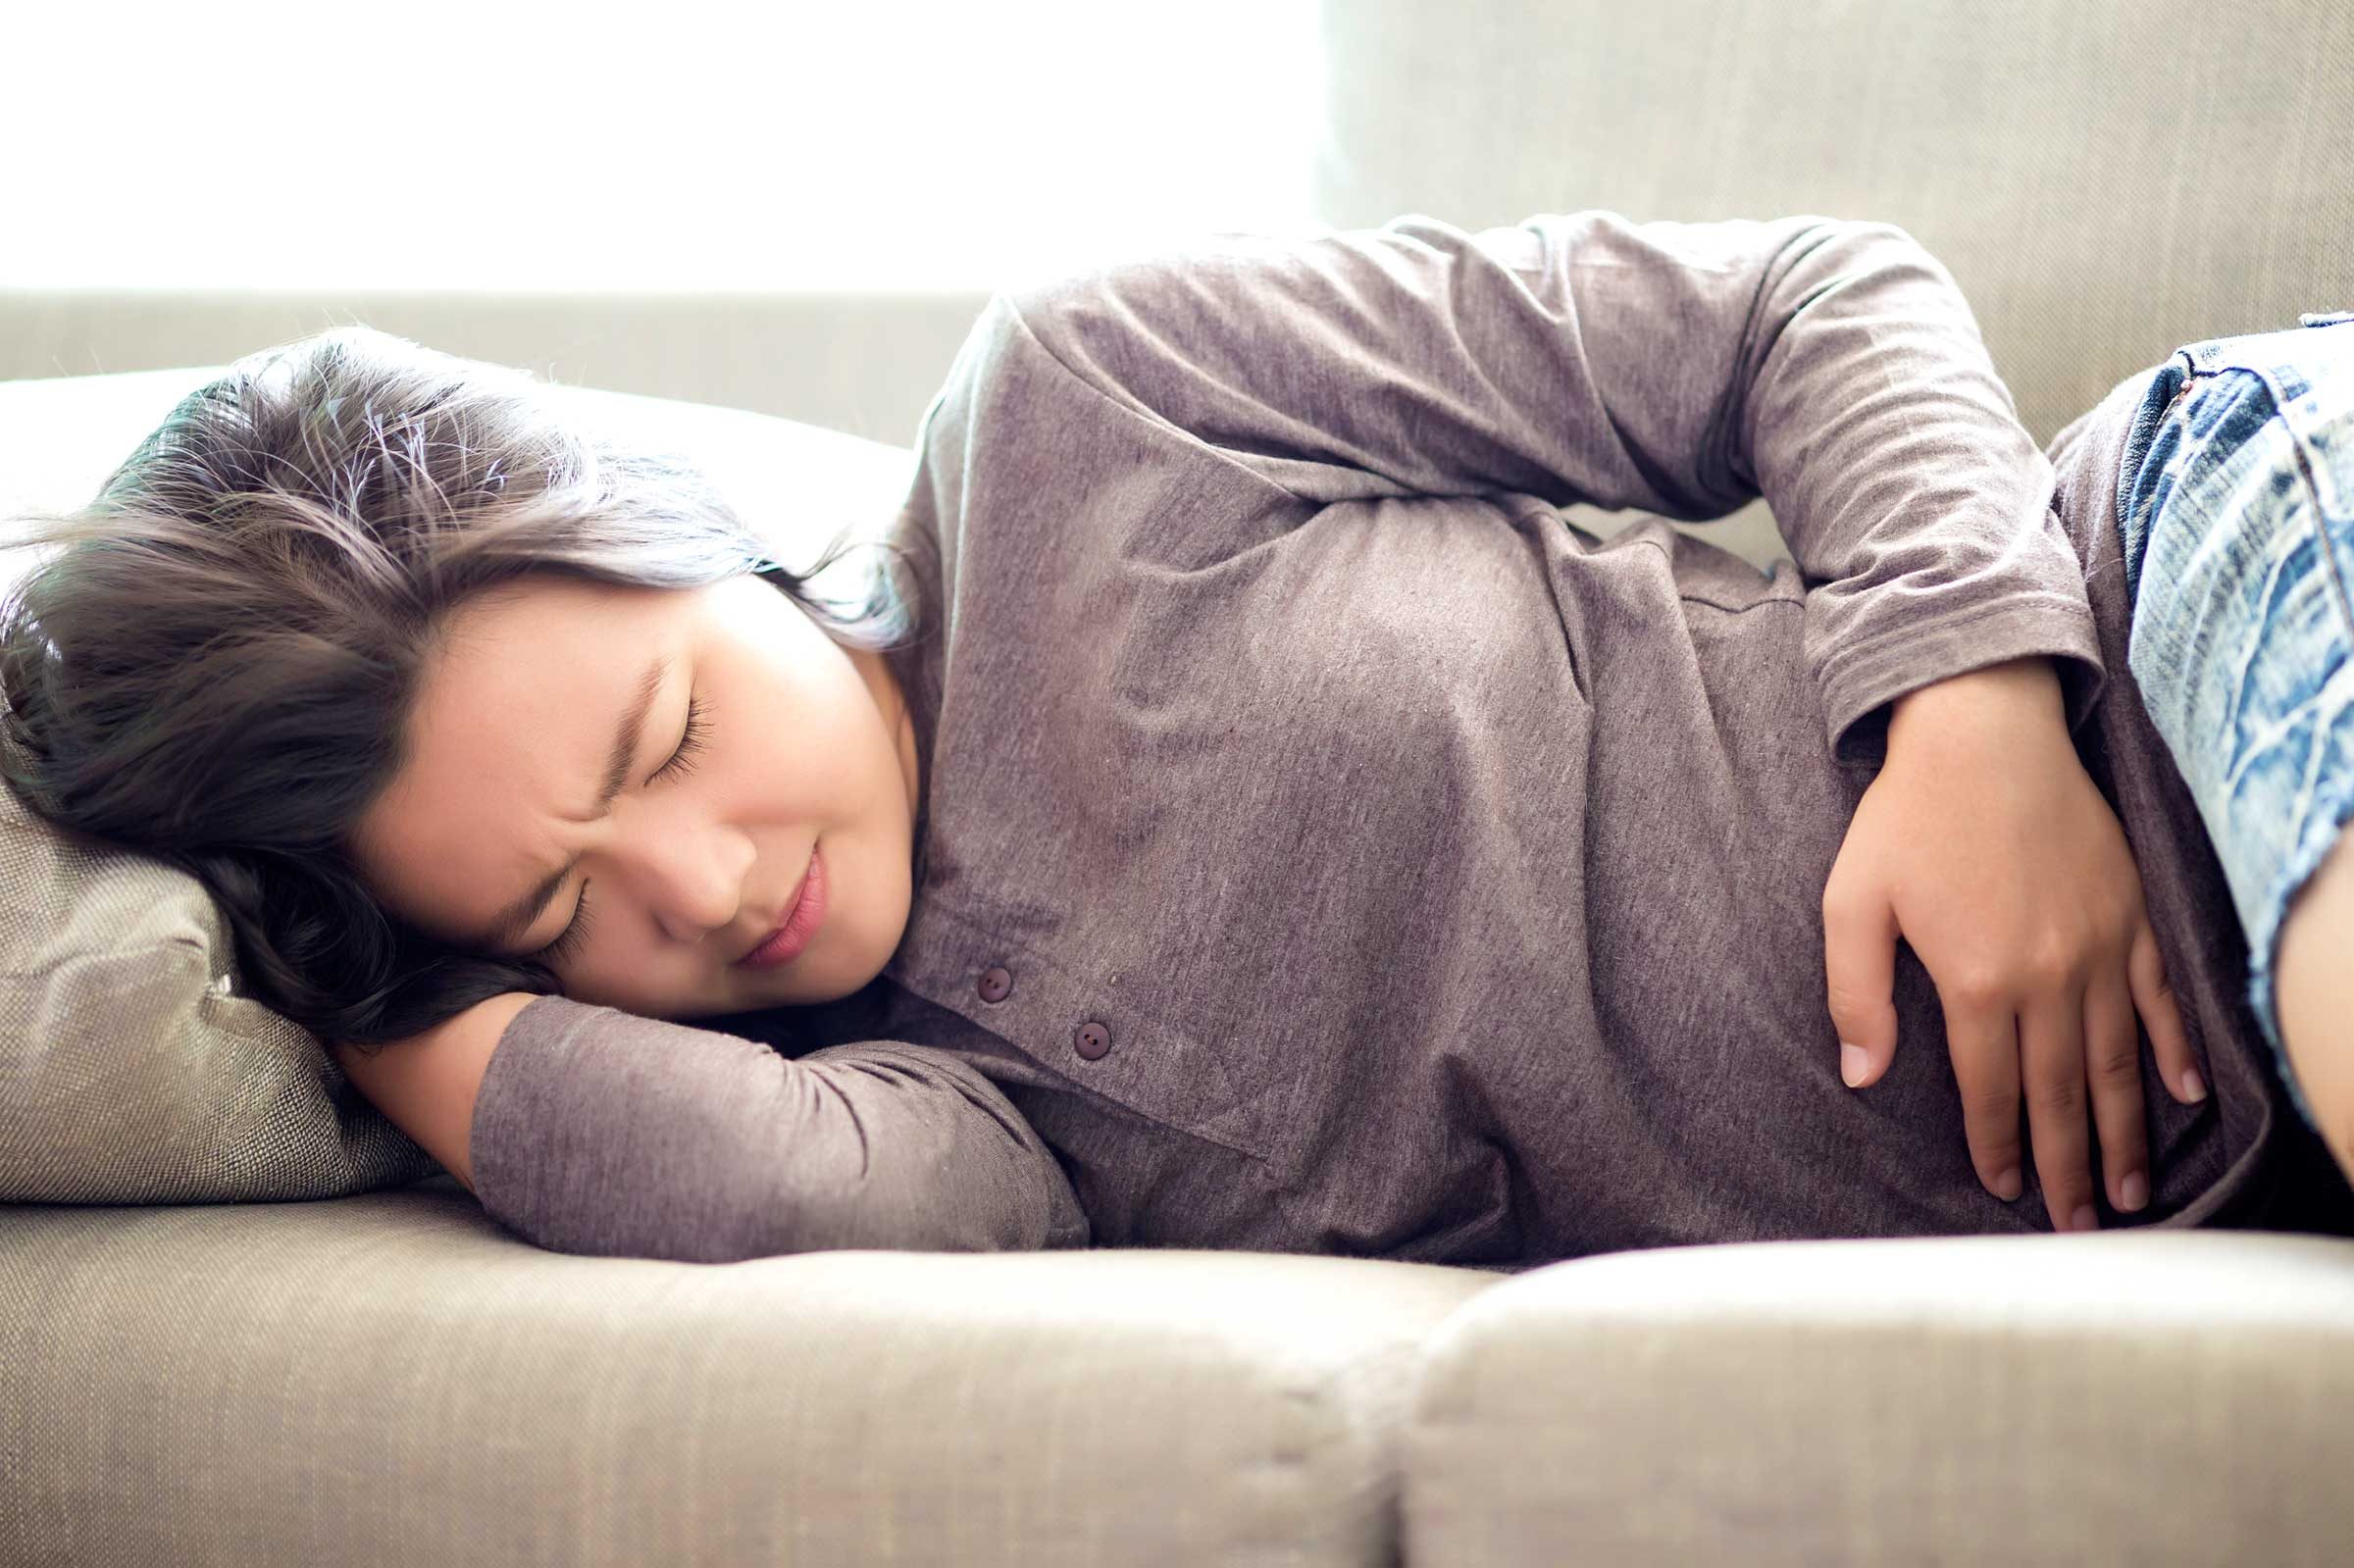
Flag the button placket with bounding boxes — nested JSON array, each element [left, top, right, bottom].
[[896, 897, 1281, 1158], [973, 962, 1110, 1060]]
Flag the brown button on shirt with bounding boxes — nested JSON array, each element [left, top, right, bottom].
[[465, 211, 2336, 1267]]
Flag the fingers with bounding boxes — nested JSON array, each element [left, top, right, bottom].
[[2082, 967, 2151, 1215], [1822, 880, 1901, 1090], [1855, 910, 2202, 1232], [2128, 923, 2207, 1105], [1952, 951, 2186, 1232], [2018, 990, 2101, 1233], [1950, 1000, 2026, 1204]]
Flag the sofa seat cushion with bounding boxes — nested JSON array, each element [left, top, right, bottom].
[[0, 1189, 1500, 1565], [1400, 1229, 2354, 1566]]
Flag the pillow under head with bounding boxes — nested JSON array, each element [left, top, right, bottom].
[[0, 770, 440, 1203]]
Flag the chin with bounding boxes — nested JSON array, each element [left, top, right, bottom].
[[786, 940, 896, 1007]]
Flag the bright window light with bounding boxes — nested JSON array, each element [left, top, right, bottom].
[[0, 0, 1328, 294]]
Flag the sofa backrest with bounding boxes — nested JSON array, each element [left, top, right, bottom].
[[1311, 0, 2354, 451]]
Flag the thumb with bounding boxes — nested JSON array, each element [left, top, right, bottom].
[[1823, 882, 1902, 1089]]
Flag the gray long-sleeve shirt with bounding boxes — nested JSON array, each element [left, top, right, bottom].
[[465, 210, 2331, 1267]]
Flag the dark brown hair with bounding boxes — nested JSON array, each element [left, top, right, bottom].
[[0, 325, 939, 1051]]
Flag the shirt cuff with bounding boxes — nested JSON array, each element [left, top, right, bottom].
[[1821, 601, 2108, 769]]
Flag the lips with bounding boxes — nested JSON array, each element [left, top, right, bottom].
[[735, 846, 818, 967], [734, 842, 828, 965]]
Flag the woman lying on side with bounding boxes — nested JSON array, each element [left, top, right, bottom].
[[4, 211, 2348, 1266]]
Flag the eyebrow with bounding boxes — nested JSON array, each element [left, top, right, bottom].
[[467, 651, 672, 953]]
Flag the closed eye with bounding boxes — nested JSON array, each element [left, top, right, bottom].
[[651, 691, 709, 783], [527, 692, 711, 965]]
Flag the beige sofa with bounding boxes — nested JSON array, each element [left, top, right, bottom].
[[7, 2, 2354, 1563]]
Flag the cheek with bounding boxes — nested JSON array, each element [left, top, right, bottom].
[[737, 676, 865, 805], [560, 959, 675, 1015]]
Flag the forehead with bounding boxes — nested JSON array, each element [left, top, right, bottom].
[[354, 573, 680, 943]]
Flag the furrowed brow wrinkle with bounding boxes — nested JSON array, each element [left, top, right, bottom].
[[470, 650, 672, 950]]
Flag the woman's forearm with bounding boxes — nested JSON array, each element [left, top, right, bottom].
[[332, 991, 541, 1193]]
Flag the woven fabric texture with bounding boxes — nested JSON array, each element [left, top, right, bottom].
[[0, 775, 439, 1203]]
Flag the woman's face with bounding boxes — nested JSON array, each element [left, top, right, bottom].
[[351, 568, 922, 1020]]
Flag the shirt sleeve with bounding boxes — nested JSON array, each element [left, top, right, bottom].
[[979, 210, 2107, 768], [466, 993, 1094, 1263]]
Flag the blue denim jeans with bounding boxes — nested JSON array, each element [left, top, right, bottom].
[[2116, 310, 2354, 1139]]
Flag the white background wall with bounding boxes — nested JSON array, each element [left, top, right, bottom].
[[2, 0, 1327, 295]]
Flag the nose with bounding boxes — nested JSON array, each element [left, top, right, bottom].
[[656, 899, 731, 947], [642, 830, 757, 947]]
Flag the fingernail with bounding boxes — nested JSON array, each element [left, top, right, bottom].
[[1994, 1166, 2021, 1201], [2181, 1068, 2207, 1102], [2121, 1171, 2148, 1212], [1840, 1042, 1868, 1087], [2072, 1204, 2098, 1233]]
